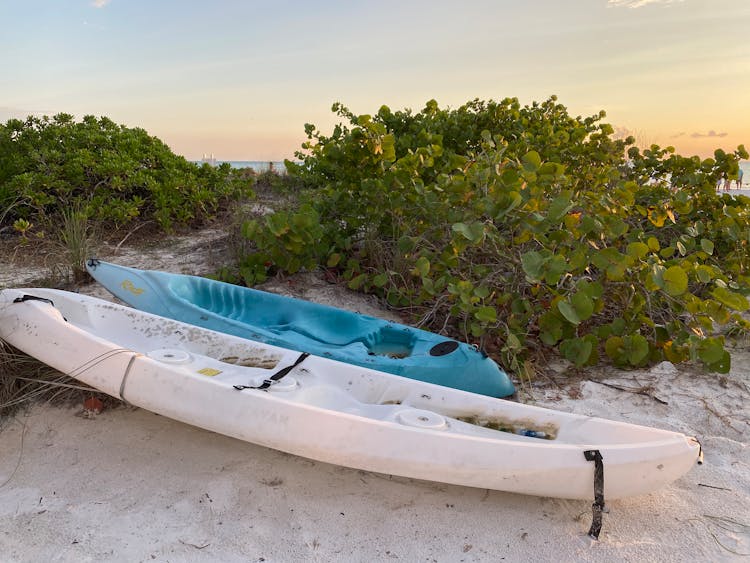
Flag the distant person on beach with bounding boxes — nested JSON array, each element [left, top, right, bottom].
[[738, 168, 744, 189]]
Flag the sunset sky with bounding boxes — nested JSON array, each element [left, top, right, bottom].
[[2, 0, 748, 161]]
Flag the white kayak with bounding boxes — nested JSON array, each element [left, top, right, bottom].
[[0, 288, 701, 501]]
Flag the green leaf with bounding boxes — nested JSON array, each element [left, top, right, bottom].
[[347, 273, 367, 290], [414, 256, 430, 277], [241, 219, 258, 239], [605, 336, 624, 361], [626, 335, 650, 366], [697, 337, 725, 364], [521, 151, 542, 172], [571, 291, 595, 321], [521, 251, 546, 282], [557, 301, 580, 325], [475, 306, 497, 323], [452, 221, 485, 244], [626, 242, 649, 259], [696, 265, 713, 283], [372, 273, 388, 287], [397, 235, 416, 253], [578, 280, 604, 300], [560, 337, 593, 367], [660, 246, 676, 259], [611, 318, 626, 336], [603, 216, 629, 238], [381, 133, 396, 161], [545, 255, 568, 285], [648, 264, 665, 291], [494, 191, 522, 218], [503, 330, 522, 351], [326, 253, 341, 267], [474, 286, 490, 299], [569, 248, 589, 271], [579, 216, 598, 234], [605, 334, 649, 366], [557, 291, 594, 325], [663, 266, 688, 296], [711, 287, 749, 311], [539, 311, 564, 346], [700, 238, 714, 255], [267, 213, 290, 237], [707, 351, 731, 374], [546, 194, 573, 222]]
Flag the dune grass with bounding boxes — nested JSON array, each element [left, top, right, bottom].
[[0, 339, 111, 420], [59, 205, 96, 284]]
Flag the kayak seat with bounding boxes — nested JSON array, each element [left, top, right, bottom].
[[172, 276, 414, 358], [266, 314, 378, 347], [174, 278, 377, 345], [361, 325, 416, 358], [266, 319, 417, 360]]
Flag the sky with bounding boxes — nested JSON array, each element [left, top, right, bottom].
[[1, 0, 748, 161]]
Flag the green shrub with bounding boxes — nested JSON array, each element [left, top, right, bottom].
[[0, 114, 253, 232], [238, 97, 750, 374]]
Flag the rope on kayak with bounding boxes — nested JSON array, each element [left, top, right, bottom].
[[68, 348, 132, 377], [233, 352, 310, 391], [584, 449, 605, 540]]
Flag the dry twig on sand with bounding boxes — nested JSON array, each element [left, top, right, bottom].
[[589, 380, 669, 405]]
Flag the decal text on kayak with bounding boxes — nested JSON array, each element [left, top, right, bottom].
[[121, 279, 145, 295]]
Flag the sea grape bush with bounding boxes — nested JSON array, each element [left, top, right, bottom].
[[0, 114, 251, 231], [240, 97, 750, 374]]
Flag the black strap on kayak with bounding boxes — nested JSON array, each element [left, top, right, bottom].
[[234, 352, 310, 391], [13, 294, 55, 306], [584, 449, 605, 540]]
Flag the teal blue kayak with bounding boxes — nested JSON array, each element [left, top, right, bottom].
[[85, 260, 515, 397]]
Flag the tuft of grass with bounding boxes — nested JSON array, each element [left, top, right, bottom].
[[58, 205, 97, 284], [0, 339, 112, 420]]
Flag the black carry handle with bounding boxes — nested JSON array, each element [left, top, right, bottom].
[[13, 294, 55, 306], [234, 352, 310, 391]]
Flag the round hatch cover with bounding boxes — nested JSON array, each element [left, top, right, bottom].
[[429, 341, 459, 356], [396, 409, 447, 430], [147, 348, 192, 364]]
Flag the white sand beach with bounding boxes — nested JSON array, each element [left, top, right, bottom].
[[0, 229, 748, 562]]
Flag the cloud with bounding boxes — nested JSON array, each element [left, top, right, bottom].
[[612, 125, 634, 139], [608, 0, 685, 8], [91, 0, 111, 7], [690, 130, 728, 138], [670, 132, 686, 138]]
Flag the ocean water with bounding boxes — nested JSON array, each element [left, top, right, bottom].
[[194, 160, 286, 172]]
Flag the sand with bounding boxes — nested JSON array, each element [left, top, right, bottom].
[[1, 228, 748, 562]]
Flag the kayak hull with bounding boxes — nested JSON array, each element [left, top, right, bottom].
[[0, 289, 700, 500], [85, 260, 515, 397]]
